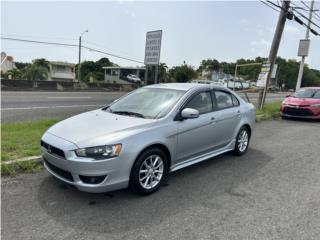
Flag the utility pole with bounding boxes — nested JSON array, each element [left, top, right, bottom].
[[78, 29, 88, 82], [257, 0, 290, 109], [295, 0, 314, 91]]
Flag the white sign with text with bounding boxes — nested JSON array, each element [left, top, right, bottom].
[[144, 30, 162, 65]]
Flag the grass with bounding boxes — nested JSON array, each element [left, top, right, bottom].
[[1, 119, 59, 175], [255, 101, 282, 122]]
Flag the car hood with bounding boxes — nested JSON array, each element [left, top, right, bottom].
[[284, 97, 320, 105], [47, 109, 156, 147]]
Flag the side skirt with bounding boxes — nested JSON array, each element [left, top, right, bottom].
[[170, 139, 236, 172]]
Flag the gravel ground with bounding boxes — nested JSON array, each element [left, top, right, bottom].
[[1, 119, 320, 240]]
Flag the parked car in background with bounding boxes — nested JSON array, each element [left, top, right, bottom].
[[41, 83, 255, 195], [280, 87, 320, 120], [126, 74, 141, 83]]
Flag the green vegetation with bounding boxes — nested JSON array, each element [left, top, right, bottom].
[[196, 57, 320, 89], [1, 119, 59, 161], [256, 101, 282, 122], [166, 62, 197, 83], [1, 57, 115, 82], [1, 119, 59, 175], [2, 56, 319, 88]]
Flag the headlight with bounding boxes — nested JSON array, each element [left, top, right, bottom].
[[311, 103, 320, 108], [75, 144, 122, 159]]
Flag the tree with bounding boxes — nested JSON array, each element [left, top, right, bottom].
[[168, 63, 197, 83], [22, 64, 48, 80], [33, 58, 49, 71], [158, 63, 168, 83], [76, 58, 114, 81], [4, 68, 22, 79]]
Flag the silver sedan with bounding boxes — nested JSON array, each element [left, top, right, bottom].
[[41, 83, 255, 195]]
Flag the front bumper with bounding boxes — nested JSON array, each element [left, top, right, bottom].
[[280, 106, 320, 120], [41, 132, 130, 193]]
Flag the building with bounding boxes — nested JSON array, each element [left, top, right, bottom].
[[48, 61, 76, 81], [103, 66, 145, 84], [1, 52, 16, 74]]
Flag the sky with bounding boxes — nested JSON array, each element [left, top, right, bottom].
[[1, 0, 320, 70]]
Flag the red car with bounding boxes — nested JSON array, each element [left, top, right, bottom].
[[280, 87, 320, 120]]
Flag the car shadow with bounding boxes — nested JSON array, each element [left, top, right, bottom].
[[37, 148, 272, 234], [281, 117, 320, 123]]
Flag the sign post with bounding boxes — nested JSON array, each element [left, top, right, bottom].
[[144, 30, 162, 84]]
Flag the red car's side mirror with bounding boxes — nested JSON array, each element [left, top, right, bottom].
[[285, 94, 291, 98]]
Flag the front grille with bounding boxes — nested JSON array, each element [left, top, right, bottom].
[[44, 158, 74, 182], [41, 140, 66, 159], [283, 107, 314, 117]]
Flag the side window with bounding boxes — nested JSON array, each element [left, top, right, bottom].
[[214, 91, 233, 110], [232, 95, 240, 106], [185, 92, 212, 114]]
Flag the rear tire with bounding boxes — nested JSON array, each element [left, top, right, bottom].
[[233, 126, 250, 156], [129, 148, 168, 195]]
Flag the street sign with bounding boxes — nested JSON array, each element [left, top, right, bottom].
[[298, 39, 310, 57], [257, 63, 270, 88], [144, 30, 162, 65], [271, 64, 278, 79]]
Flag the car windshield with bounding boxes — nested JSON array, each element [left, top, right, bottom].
[[293, 89, 317, 98], [106, 88, 186, 119]]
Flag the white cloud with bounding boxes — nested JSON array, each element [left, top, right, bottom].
[[250, 38, 271, 47], [284, 24, 300, 34]]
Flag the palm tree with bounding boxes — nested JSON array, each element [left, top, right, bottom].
[[22, 64, 48, 80], [158, 63, 168, 83], [5, 68, 22, 79]]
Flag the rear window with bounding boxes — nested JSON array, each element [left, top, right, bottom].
[[294, 89, 317, 98], [314, 91, 320, 99]]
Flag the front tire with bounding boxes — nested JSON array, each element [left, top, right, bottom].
[[129, 148, 168, 195], [233, 126, 250, 156]]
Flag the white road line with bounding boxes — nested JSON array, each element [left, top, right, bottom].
[[1, 104, 102, 111], [47, 97, 92, 99]]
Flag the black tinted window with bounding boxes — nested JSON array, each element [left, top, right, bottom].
[[185, 92, 212, 114], [232, 95, 240, 106]]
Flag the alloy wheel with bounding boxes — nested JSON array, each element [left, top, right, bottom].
[[139, 155, 164, 190]]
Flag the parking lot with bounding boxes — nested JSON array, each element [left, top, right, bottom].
[[2, 119, 320, 240]]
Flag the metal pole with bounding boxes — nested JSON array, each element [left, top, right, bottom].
[[233, 64, 238, 91], [78, 36, 82, 82], [155, 65, 158, 84], [295, 0, 314, 91], [144, 65, 148, 85], [257, 0, 290, 109]]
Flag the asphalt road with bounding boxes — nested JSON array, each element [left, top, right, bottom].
[[1, 91, 288, 123], [2, 119, 320, 240]]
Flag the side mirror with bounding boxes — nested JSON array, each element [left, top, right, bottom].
[[181, 108, 199, 119], [285, 94, 291, 98]]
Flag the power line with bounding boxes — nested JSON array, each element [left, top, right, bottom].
[[1, 36, 144, 64], [261, 1, 320, 35], [260, 0, 280, 12], [292, 8, 320, 29]]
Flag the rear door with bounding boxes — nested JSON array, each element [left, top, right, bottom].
[[211, 90, 242, 146]]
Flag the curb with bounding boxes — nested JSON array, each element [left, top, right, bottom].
[[2, 156, 42, 165]]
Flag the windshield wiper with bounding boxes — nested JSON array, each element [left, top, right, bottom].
[[112, 111, 145, 118], [102, 105, 113, 113]]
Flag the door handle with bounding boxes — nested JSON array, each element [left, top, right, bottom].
[[211, 117, 215, 121]]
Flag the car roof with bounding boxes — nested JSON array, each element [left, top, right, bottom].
[[144, 83, 229, 92], [302, 87, 320, 90]]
